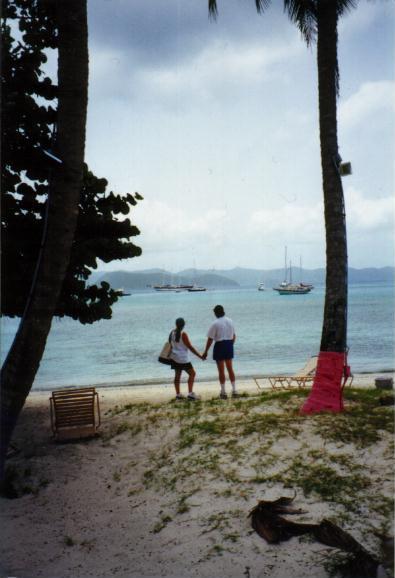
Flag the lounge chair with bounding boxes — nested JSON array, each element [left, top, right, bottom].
[[255, 355, 354, 391], [254, 356, 318, 390], [50, 387, 101, 441]]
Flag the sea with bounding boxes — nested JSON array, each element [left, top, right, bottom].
[[1, 283, 394, 391]]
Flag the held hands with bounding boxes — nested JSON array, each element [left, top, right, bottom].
[[201, 352, 207, 361]]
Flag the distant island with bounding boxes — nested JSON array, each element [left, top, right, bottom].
[[94, 266, 394, 291]]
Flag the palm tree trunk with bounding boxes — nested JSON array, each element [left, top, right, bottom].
[[301, 0, 348, 414], [0, 0, 89, 486]]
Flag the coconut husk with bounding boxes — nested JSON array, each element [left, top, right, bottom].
[[249, 496, 380, 578]]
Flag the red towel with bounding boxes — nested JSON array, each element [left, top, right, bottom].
[[300, 351, 346, 414]]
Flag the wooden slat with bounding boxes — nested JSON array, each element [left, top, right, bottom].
[[49, 387, 100, 440], [54, 403, 93, 411]]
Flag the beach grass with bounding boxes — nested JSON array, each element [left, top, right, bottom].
[[4, 384, 394, 578], [103, 387, 393, 543]]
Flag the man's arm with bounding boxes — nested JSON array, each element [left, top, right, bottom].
[[202, 337, 213, 360]]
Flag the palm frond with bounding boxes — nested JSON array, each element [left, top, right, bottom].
[[284, 0, 317, 46], [210, 0, 271, 17], [208, 0, 218, 20], [337, 0, 358, 16], [255, 0, 272, 13]]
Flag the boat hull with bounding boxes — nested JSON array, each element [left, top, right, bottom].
[[273, 286, 311, 295]]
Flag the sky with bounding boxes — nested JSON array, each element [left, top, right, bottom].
[[85, 0, 395, 273]]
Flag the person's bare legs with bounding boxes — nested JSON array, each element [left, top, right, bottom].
[[174, 369, 182, 396], [225, 359, 235, 382], [186, 367, 196, 393], [216, 360, 227, 397], [225, 359, 238, 395]]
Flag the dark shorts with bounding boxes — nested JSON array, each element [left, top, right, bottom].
[[213, 340, 234, 361], [170, 361, 193, 372]]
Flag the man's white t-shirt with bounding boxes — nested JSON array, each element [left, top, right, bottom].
[[207, 316, 235, 342]]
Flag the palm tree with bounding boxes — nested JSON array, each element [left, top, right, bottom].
[[0, 0, 89, 486], [209, 0, 356, 412]]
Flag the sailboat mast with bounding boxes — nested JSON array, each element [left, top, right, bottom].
[[284, 246, 288, 283]]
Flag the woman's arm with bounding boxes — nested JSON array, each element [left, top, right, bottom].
[[182, 332, 203, 359]]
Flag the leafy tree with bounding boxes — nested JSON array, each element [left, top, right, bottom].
[[210, 0, 354, 410], [1, 0, 141, 486], [1, 0, 142, 324]]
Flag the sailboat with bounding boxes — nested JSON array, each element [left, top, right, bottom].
[[152, 269, 193, 291], [187, 263, 207, 292], [273, 249, 312, 295]]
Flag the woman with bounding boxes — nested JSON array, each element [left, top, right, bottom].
[[169, 317, 202, 401]]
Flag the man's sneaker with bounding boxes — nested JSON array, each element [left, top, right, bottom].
[[175, 394, 185, 401], [231, 391, 240, 398], [187, 392, 201, 401], [219, 392, 228, 400]]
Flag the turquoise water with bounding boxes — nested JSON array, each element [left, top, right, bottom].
[[1, 283, 394, 390]]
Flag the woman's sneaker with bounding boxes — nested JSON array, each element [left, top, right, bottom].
[[219, 392, 228, 399], [175, 394, 185, 401], [187, 392, 201, 401]]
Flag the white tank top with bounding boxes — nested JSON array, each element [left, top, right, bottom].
[[170, 330, 189, 364]]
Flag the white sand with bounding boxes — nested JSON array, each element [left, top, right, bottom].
[[1, 374, 393, 578], [14, 372, 385, 406]]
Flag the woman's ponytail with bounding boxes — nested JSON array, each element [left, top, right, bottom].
[[175, 317, 185, 342]]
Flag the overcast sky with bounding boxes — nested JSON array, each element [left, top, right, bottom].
[[85, 0, 394, 272]]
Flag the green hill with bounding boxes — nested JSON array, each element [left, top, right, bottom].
[[93, 266, 394, 290], [96, 270, 239, 290]]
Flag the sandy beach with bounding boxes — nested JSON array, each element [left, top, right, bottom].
[[1, 373, 394, 578]]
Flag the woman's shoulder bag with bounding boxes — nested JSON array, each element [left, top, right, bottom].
[[158, 332, 173, 365]]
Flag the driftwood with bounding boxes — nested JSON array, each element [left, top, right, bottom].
[[248, 496, 380, 578]]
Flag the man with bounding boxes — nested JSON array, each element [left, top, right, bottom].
[[202, 305, 238, 399]]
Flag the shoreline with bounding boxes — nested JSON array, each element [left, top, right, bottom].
[[26, 372, 394, 406], [30, 369, 395, 393]]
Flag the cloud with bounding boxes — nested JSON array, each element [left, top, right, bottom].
[[133, 200, 230, 251], [86, 1, 394, 270], [89, 34, 302, 108], [339, 2, 392, 38], [345, 187, 394, 230], [88, 0, 209, 67], [247, 187, 394, 240], [140, 38, 302, 103], [249, 201, 324, 240], [88, 0, 297, 69], [339, 81, 395, 130]]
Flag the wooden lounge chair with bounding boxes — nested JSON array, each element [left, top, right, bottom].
[[50, 387, 101, 441], [255, 356, 318, 390], [255, 355, 354, 391]]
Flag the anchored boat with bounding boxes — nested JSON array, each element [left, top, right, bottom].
[[273, 249, 313, 295]]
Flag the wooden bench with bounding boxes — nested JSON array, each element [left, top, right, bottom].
[[50, 387, 101, 441]]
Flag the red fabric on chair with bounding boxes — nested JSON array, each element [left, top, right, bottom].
[[300, 351, 346, 414]]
